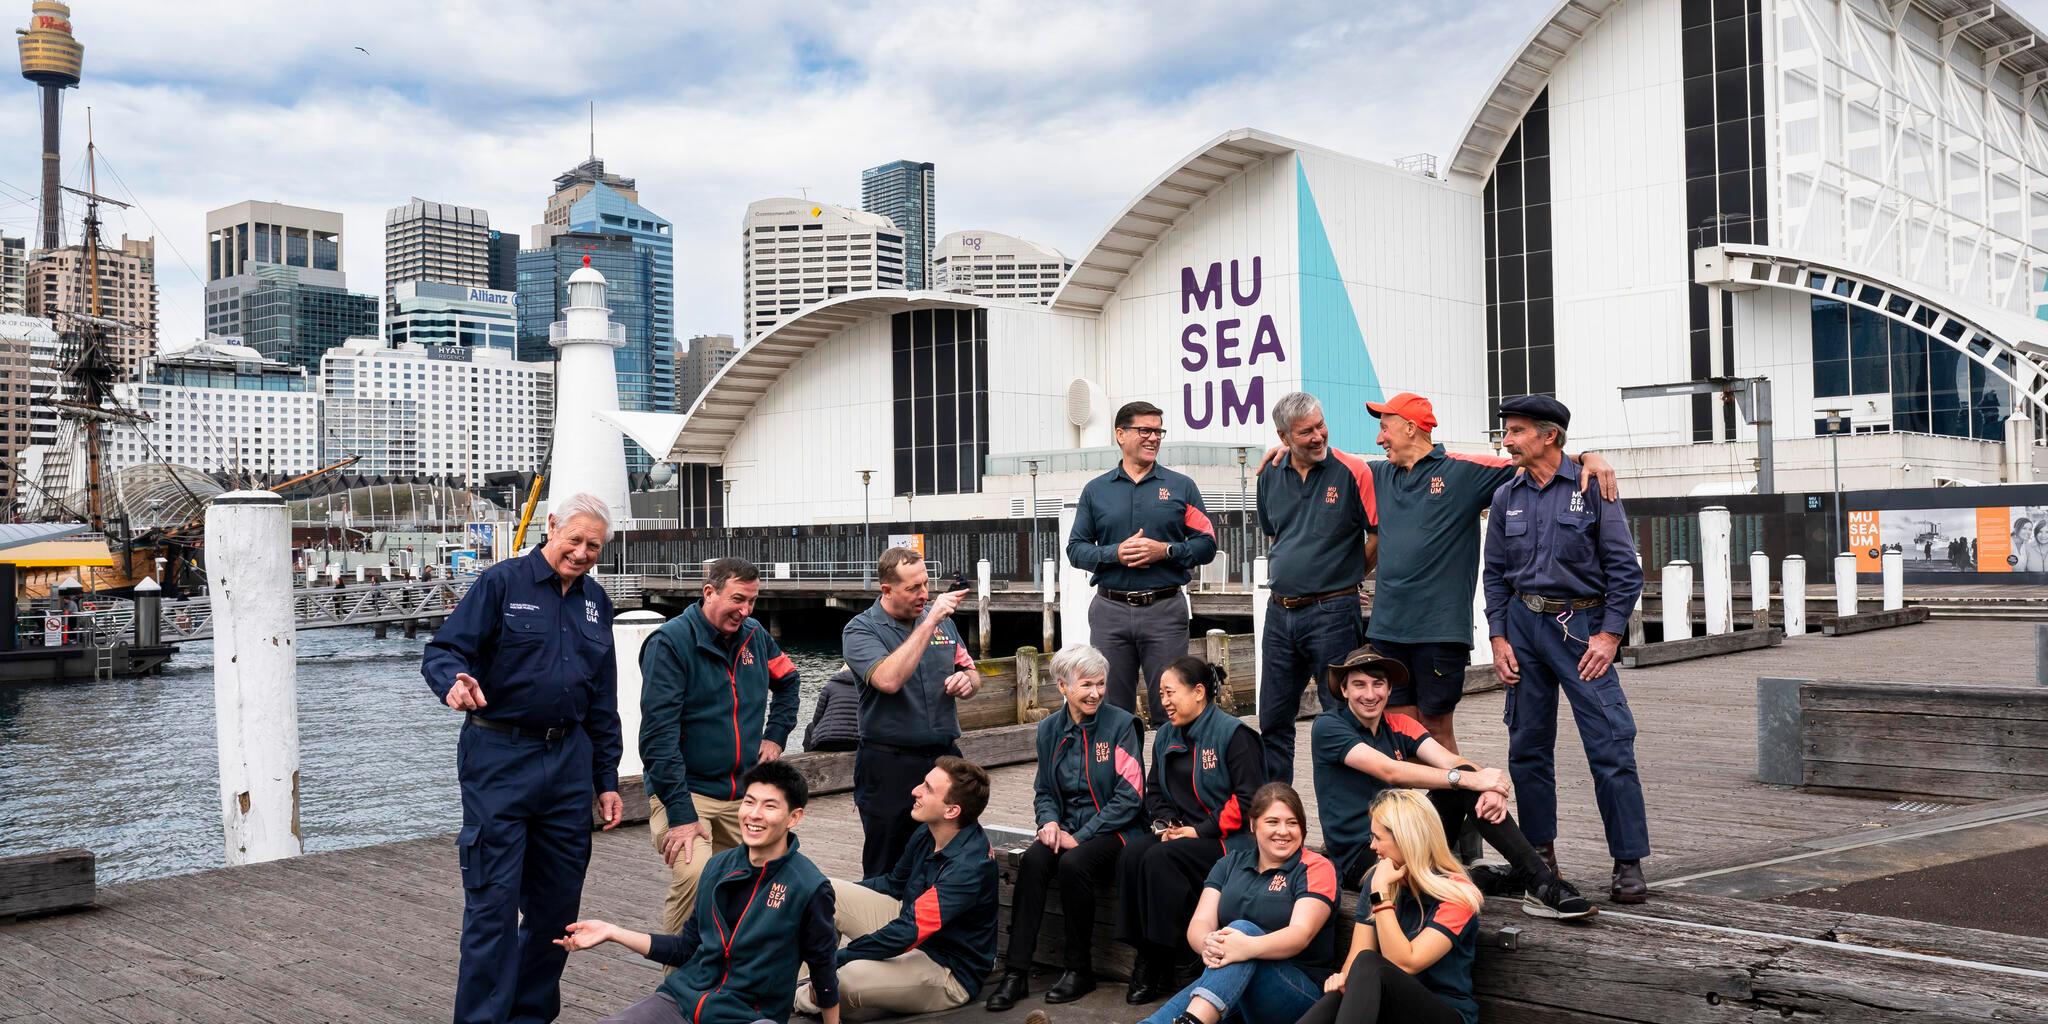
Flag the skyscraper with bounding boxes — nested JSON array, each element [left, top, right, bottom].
[[676, 333, 736, 411], [740, 199, 904, 344], [384, 197, 491, 318], [860, 159, 934, 290], [930, 230, 1073, 305], [516, 231, 663, 475], [487, 228, 519, 292], [0, 235, 26, 314], [543, 159, 674, 418], [205, 201, 342, 282], [204, 200, 374, 372], [29, 234, 158, 378]]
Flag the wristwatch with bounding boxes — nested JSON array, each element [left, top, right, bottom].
[[1446, 768, 1463, 789], [1367, 890, 1384, 906]]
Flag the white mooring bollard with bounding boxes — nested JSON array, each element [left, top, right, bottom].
[[207, 491, 302, 866], [1882, 549, 1903, 611], [610, 610, 664, 781], [1056, 499, 1091, 649], [1701, 507, 1732, 635], [1662, 560, 1694, 641], [976, 559, 992, 659], [1783, 555, 1807, 636], [1251, 557, 1271, 711], [1469, 514, 1490, 664], [1041, 558, 1057, 652], [1749, 551, 1770, 626], [1835, 553, 1858, 618]]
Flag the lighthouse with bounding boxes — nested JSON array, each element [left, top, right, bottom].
[[544, 257, 632, 530]]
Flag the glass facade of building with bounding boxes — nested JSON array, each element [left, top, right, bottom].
[[891, 307, 987, 496], [1483, 89, 1555, 417], [862, 160, 936, 290], [237, 277, 379, 372], [1809, 293, 2014, 441]]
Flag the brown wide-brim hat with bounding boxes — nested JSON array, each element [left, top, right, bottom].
[[1325, 645, 1408, 700]]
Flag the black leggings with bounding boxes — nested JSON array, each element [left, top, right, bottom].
[[1294, 950, 1461, 1024], [1006, 832, 1126, 971], [1342, 776, 1554, 891], [1115, 832, 1231, 950]]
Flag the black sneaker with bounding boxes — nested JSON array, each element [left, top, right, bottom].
[[1521, 876, 1596, 920], [1465, 863, 1524, 897]]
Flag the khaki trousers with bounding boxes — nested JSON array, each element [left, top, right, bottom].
[[791, 878, 971, 1020], [647, 792, 745, 936]]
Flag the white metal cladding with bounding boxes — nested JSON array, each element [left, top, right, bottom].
[[1449, 0, 1625, 181], [1774, 0, 2048, 318]]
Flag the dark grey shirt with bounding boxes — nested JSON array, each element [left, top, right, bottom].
[[842, 598, 971, 748]]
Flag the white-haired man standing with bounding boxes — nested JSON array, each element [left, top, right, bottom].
[[424, 492, 626, 1024]]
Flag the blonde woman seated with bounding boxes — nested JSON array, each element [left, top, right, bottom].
[[1296, 790, 1484, 1024]]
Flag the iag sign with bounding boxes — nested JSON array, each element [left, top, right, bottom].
[[1179, 257, 1284, 429]]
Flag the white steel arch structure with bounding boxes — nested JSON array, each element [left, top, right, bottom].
[[1699, 243, 2048, 423]]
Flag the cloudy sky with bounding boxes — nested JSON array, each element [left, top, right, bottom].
[[0, 2, 1580, 346]]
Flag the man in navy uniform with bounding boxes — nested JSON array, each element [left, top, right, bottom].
[[1067, 400, 1218, 723], [424, 491, 626, 1023], [1483, 395, 1651, 904]]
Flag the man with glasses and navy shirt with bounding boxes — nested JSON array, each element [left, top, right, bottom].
[[1067, 400, 1219, 723]]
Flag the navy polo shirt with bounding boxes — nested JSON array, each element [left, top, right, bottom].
[[1394, 886, 1480, 1024], [1366, 444, 1516, 647], [1481, 455, 1645, 639], [842, 598, 972, 748], [1309, 706, 1431, 883], [1258, 449, 1375, 597], [1202, 845, 1341, 974], [1067, 462, 1218, 590], [421, 547, 623, 793]]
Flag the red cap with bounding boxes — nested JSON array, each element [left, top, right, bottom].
[[1365, 392, 1436, 432]]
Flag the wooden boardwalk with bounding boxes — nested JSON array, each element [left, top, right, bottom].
[[1, 619, 2037, 1023]]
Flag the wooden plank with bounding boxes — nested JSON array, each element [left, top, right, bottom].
[[1622, 891, 2048, 976], [1621, 627, 1781, 668], [1805, 726, 2048, 775], [1800, 759, 2048, 799], [0, 850, 93, 921], [1821, 605, 1932, 635], [1800, 681, 2048, 721], [1804, 710, 2048, 751]]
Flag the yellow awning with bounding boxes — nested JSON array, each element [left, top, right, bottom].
[[2, 540, 116, 568]]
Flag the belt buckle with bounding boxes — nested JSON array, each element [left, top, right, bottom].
[[1125, 591, 1149, 607]]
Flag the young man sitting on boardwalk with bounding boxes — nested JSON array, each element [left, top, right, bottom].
[[1310, 647, 1593, 920], [794, 756, 1000, 1021], [555, 760, 840, 1024]]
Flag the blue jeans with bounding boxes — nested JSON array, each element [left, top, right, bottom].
[[1138, 921, 1326, 1024], [1258, 596, 1359, 783]]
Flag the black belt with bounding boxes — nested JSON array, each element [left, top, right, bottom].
[[1517, 593, 1604, 614], [467, 713, 573, 741], [1099, 586, 1180, 607], [863, 740, 954, 758], [1273, 588, 1357, 610]]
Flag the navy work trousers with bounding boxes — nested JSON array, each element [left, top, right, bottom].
[[454, 722, 595, 1024], [1502, 599, 1651, 861], [1257, 595, 1358, 784]]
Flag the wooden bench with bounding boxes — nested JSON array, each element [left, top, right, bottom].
[[1758, 677, 2048, 798], [0, 849, 94, 922]]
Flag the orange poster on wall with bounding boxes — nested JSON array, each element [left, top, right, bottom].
[[1848, 511, 1882, 572], [1976, 507, 2013, 573]]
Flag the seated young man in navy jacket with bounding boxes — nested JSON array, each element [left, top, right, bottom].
[[795, 756, 1000, 1020], [557, 760, 839, 1024]]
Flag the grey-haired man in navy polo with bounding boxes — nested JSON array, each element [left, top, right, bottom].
[[1067, 400, 1218, 723]]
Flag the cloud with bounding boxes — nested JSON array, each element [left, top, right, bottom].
[[0, 0, 1539, 350]]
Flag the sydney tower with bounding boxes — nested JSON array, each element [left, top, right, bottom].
[[16, 0, 81, 252]]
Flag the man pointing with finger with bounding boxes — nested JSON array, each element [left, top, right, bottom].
[[843, 546, 980, 876], [1067, 400, 1218, 723], [423, 491, 626, 1023]]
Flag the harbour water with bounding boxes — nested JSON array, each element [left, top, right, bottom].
[[0, 629, 843, 885]]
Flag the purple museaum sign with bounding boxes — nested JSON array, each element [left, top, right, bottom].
[[1180, 256, 1285, 430]]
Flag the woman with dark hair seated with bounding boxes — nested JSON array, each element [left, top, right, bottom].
[[985, 643, 1147, 1010], [1116, 656, 1263, 1004], [1296, 789, 1485, 1024], [1135, 782, 1338, 1024]]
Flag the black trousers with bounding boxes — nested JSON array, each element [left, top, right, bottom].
[[1006, 833, 1126, 972], [1338, 780, 1553, 891], [1115, 833, 1230, 951], [1295, 950, 1461, 1024], [853, 743, 954, 877]]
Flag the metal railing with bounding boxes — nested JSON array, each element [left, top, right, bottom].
[[156, 578, 479, 643], [628, 560, 949, 585]]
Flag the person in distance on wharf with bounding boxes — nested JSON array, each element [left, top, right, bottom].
[[841, 546, 979, 877], [1293, 789, 1487, 1024], [985, 643, 1148, 1011], [639, 556, 803, 939], [1117, 657, 1263, 1005], [1310, 647, 1592, 919], [1132, 782, 1341, 1024], [1066, 399, 1219, 724], [1483, 395, 1652, 904], [792, 756, 1000, 1020], [421, 492, 625, 1024], [556, 761, 840, 1024]]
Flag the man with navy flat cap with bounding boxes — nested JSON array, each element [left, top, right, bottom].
[[1482, 394, 1651, 905]]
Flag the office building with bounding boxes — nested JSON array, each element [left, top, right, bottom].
[[930, 230, 1073, 305], [676, 333, 736, 411], [861, 160, 935, 290], [388, 281, 517, 354], [487, 228, 519, 292], [740, 199, 904, 344], [0, 235, 26, 314], [103, 337, 321, 477], [543, 157, 637, 228], [205, 264, 378, 372], [0, 314, 57, 515], [384, 197, 491, 318], [517, 230, 662, 473], [28, 234, 158, 379], [205, 201, 342, 283], [321, 338, 552, 485], [544, 158, 674, 419]]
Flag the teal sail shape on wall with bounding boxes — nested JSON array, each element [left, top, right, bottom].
[[1297, 157, 1386, 453]]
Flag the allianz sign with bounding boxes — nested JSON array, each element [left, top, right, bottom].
[[467, 288, 515, 306]]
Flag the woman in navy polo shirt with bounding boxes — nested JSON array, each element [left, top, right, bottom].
[[1116, 657, 1264, 1004], [1296, 789, 1484, 1024], [1132, 782, 1338, 1024]]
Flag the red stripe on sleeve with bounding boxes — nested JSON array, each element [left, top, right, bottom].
[[1444, 450, 1513, 468], [1387, 713, 1429, 740], [1330, 448, 1377, 527], [1216, 795, 1243, 835], [912, 888, 943, 946], [1433, 898, 1475, 936], [766, 653, 796, 679], [1183, 502, 1215, 537], [954, 645, 974, 670], [1300, 850, 1339, 901]]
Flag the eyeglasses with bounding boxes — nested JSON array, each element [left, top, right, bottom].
[[1121, 427, 1168, 439]]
